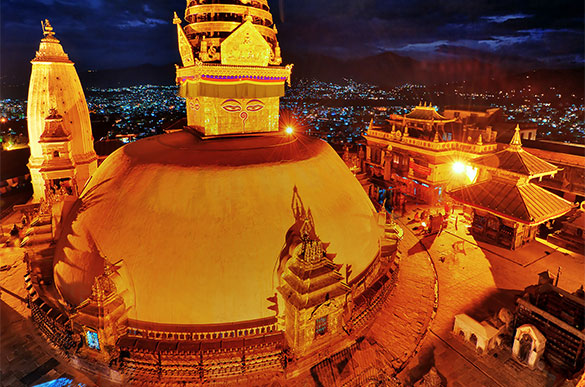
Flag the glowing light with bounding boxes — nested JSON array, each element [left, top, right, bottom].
[[421, 222, 427, 227], [285, 126, 294, 134], [0, 117, 7, 123], [466, 166, 478, 182], [452, 161, 465, 174]]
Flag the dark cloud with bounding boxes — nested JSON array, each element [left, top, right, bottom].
[[274, 0, 584, 67], [1, 0, 582, 79]]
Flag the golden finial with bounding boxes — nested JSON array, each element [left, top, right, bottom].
[[433, 131, 439, 142], [477, 134, 483, 146], [244, 8, 253, 22], [173, 11, 181, 25], [509, 124, 522, 149], [41, 19, 55, 37], [404, 126, 409, 137]]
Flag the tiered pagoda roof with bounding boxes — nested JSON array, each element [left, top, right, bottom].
[[279, 217, 348, 310], [449, 125, 574, 225], [449, 178, 573, 225], [471, 125, 559, 179], [404, 103, 455, 122]]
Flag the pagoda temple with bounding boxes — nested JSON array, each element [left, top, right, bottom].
[[449, 125, 574, 249], [399, 102, 456, 141]]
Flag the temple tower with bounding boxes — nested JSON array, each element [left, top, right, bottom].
[[27, 20, 97, 201], [173, 2, 291, 136]]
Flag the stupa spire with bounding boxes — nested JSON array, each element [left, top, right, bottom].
[[509, 124, 523, 150], [175, 0, 292, 137], [41, 19, 55, 38]]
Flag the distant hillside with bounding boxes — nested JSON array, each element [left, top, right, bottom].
[[80, 63, 176, 88], [283, 51, 583, 94], [2, 51, 583, 95]]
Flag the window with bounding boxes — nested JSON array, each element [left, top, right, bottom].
[[315, 315, 328, 337], [487, 217, 499, 231], [371, 148, 382, 164], [86, 330, 100, 350], [473, 215, 486, 231], [53, 150, 60, 158]]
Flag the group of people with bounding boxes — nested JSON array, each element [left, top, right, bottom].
[[372, 182, 464, 236], [412, 200, 458, 236]]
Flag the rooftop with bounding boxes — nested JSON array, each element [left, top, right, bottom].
[[405, 104, 454, 122], [448, 178, 574, 224], [472, 126, 560, 178]]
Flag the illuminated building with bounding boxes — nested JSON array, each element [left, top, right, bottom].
[[26, 20, 97, 201], [21, 4, 401, 385], [449, 126, 574, 249], [364, 103, 496, 205], [442, 106, 585, 204]]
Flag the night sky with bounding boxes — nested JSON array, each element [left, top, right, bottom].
[[1, 0, 583, 76]]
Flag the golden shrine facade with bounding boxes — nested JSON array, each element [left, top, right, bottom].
[[364, 104, 497, 205]]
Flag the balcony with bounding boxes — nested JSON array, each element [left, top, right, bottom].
[[366, 128, 497, 155]]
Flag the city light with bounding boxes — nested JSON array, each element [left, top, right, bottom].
[[452, 161, 465, 174], [285, 126, 294, 134]]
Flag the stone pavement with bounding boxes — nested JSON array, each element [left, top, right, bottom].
[[362, 236, 437, 374], [1, 245, 96, 387], [393, 203, 584, 386]]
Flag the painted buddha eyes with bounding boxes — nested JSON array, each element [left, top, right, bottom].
[[221, 99, 265, 113], [246, 100, 265, 112], [221, 99, 241, 112]]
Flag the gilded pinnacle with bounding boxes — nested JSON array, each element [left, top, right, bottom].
[[509, 124, 523, 149], [42, 19, 54, 37], [173, 11, 181, 25]]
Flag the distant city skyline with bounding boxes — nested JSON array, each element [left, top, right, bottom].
[[1, 0, 583, 78]]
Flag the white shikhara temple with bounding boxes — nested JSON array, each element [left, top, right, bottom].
[[26, 20, 97, 202]]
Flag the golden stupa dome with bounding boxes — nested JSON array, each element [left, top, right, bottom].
[[53, 131, 382, 325]]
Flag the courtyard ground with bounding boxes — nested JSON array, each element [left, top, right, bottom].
[[394, 202, 584, 387]]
